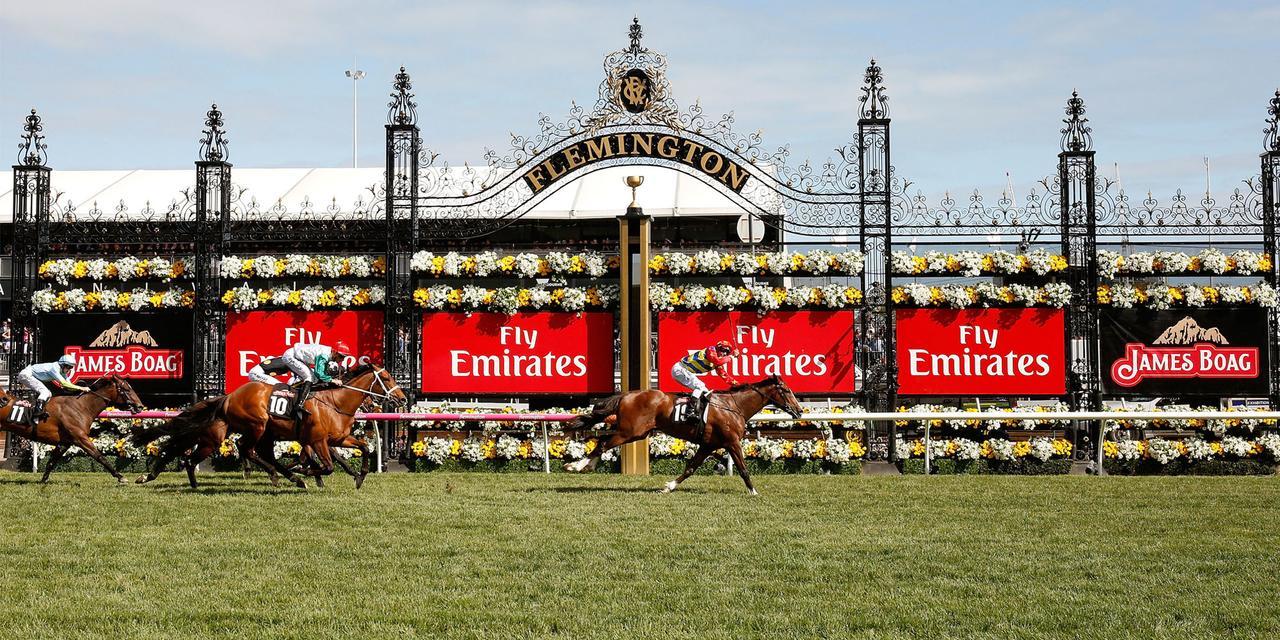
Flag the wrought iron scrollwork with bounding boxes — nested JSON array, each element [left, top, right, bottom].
[[1265, 89, 1280, 153], [17, 108, 47, 166], [389, 66, 417, 126], [198, 104, 229, 163], [1060, 91, 1092, 153], [859, 59, 888, 120]]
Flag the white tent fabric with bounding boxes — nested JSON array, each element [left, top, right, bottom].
[[0, 165, 752, 223]]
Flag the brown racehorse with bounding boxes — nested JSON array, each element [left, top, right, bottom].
[[133, 364, 407, 488], [0, 375, 146, 483], [563, 375, 804, 495]]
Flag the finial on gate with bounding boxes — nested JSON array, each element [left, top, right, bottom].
[[858, 59, 888, 120], [388, 66, 417, 126], [17, 108, 47, 166], [1265, 89, 1280, 153], [198, 103, 229, 162], [1060, 90, 1093, 153], [629, 17, 644, 52]]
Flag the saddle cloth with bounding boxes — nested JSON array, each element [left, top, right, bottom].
[[267, 384, 300, 420], [671, 396, 710, 425], [1, 398, 37, 427]]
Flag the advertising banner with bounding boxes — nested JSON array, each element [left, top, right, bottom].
[[225, 311, 384, 388], [895, 308, 1066, 396], [657, 311, 857, 394], [1100, 308, 1269, 396], [421, 312, 615, 395], [39, 312, 193, 402]]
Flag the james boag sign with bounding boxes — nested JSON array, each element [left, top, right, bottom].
[[657, 311, 857, 394], [40, 312, 193, 402], [421, 312, 615, 394], [895, 309, 1066, 396], [224, 311, 384, 387]]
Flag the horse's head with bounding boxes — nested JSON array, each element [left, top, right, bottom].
[[757, 376, 803, 419], [343, 364, 409, 409], [91, 374, 146, 414]]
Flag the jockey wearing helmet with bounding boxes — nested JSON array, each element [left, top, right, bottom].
[[278, 341, 353, 419], [671, 339, 739, 427], [16, 354, 91, 421]]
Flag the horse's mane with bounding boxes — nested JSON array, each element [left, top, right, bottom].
[[725, 375, 782, 393], [88, 376, 116, 390]]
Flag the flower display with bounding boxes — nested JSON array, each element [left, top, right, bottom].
[[894, 404, 1073, 432], [1096, 282, 1278, 308], [1104, 435, 1280, 464], [39, 256, 189, 285], [220, 285, 386, 311], [32, 287, 196, 313], [890, 249, 1068, 277], [1102, 406, 1277, 435], [219, 255, 387, 279], [651, 249, 865, 276], [649, 284, 863, 312], [410, 250, 615, 278], [890, 283, 1072, 308], [412, 285, 618, 314], [1097, 249, 1272, 279], [898, 436, 1073, 461]]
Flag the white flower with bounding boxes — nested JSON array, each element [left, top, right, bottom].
[[582, 252, 608, 277], [985, 438, 1015, 461], [693, 250, 723, 274], [833, 250, 865, 275], [515, 253, 542, 278], [251, 255, 279, 278], [732, 253, 759, 275], [219, 256, 244, 279], [953, 438, 980, 461], [1097, 250, 1122, 279], [890, 251, 915, 275], [560, 287, 588, 311], [410, 251, 434, 272], [1199, 248, 1229, 274], [33, 288, 58, 312], [1220, 435, 1254, 458], [1145, 437, 1182, 464], [665, 252, 693, 275]]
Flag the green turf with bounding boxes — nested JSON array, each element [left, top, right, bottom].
[[0, 471, 1276, 640]]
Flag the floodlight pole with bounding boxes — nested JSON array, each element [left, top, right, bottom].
[[345, 66, 366, 168]]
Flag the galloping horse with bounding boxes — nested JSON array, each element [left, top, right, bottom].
[[0, 375, 146, 483], [563, 375, 804, 495], [134, 364, 407, 488]]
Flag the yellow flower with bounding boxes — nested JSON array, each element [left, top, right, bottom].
[[106, 264, 120, 279], [1096, 285, 1112, 304], [891, 287, 908, 304], [548, 439, 567, 458], [1012, 441, 1032, 458], [136, 259, 151, 276], [73, 262, 88, 278], [116, 292, 132, 308], [462, 256, 478, 274], [446, 289, 462, 305], [149, 293, 164, 308], [240, 259, 254, 277], [911, 256, 927, 274], [181, 291, 196, 308], [372, 256, 387, 274], [498, 256, 517, 272], [669, 439, 686, 456], [481, 439, 497, 460], [450, 439, 462, 455], [517, 289, 533, 307], [1103, 442, 1118, 458], [410, 441, 426, 458], [430, 256, 445, 275], [648, 255, 666, 273], [221, 290, 235, 305], [318, 290, 338, 306], [257, 290, 271, 303]]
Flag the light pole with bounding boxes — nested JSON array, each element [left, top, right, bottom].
[[345, 66, 366, 168]]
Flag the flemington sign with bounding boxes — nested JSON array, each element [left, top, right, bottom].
[[521, 132, 750, 196]]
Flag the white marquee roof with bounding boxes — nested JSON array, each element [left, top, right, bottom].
[[0, 165, 756, 223]]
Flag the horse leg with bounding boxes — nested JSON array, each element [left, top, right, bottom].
[[660, 445, 714, 494], [725, 440, 757, 496], [73, 436, 127, 484], [565, 424, 651, 473], [40, 444, 71, 483], [137, 444, 185, 484], [334, 436, 371, 489], [253, 438, 307, 489], [184, 441, 217, 489]]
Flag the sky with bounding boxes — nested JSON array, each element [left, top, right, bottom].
[[1, 0, 1277, 206]]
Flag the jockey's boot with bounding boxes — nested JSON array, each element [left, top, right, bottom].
[[33, 399, 49, 423], [293, 382, 313, 422], [688, 393, 708, 429]]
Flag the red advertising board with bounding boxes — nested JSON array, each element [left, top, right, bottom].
[[420, 312, 615, 394], [895, 308, 1065, 396], [657, 311, 857, 394], [224, 311, 385, 388]]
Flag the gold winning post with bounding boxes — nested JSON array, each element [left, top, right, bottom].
[[618, 176, 651, 475]]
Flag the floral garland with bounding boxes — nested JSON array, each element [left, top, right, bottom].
[[891, 282, 1072, 308], [412, 285, 618, 314], [650, 283, 863, 312], [408, 404, 866, 432], [1096, 282, 1278, 308], [411, 251, 615, 278], [651, 249, 865, 276], [1098, 249, 1272, 279], [1103, 407, 1277, 435], [33, 287, 195, 313], [891, 249, 1067, 277], [895, 436, 1073, 462], [219, 255, 386, 280], [894, 404, 1072, 432], [1105, 435, 1280, 464], [39, 257, 188, 286], [221, 285, 386, 311]]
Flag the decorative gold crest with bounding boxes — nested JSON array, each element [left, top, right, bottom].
[[619, 69, 651, 113]]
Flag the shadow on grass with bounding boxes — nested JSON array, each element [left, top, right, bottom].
[[527, 485, 718, 495]]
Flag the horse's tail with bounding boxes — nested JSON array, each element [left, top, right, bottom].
[[562, 394, 623, 431], [129, 396, 225, 447]]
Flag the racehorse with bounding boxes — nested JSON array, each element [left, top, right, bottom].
[[133, 364, 407, 489], [0, 375, 146, 483], [562, 375, 804, 495]]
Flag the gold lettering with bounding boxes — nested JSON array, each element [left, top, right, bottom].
[[656, 135, 679, 159], [699, 151, 724, 176], [542, 156, 565, 182], [564, 145, 586, 170], [719, 162, 748, 192], [524, 166, 548, 193], [584, 136, 614, 161], [680, 140, 705, 164], [616, 133, 628, 156], [631, 132, 654, 156]]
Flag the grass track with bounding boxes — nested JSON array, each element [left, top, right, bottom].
[[0, 471, 1277, 639]]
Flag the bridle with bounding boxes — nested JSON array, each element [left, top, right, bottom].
[[712, 381, 802, 420], [320, 366, 406, 414], [80, 376, 144, 413]]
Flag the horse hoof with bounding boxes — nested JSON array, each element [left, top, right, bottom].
[[116, 477, 128, 485], [354, 475, 366, 490], [293, 479, 308, 489], [748, 489, 759, 497], [135, 475, 152, 484]]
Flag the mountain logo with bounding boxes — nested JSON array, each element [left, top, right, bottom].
[[88, 321, 159, 348], [64, 320, 183, 381], [1110, 316, 1258, 388]]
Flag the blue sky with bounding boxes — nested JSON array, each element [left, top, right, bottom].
[[2, 1, 1277, 204]]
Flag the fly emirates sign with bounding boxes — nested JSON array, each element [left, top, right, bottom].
[[657, 311, 856, 394], [224, 311, 384, 387], [895, 309, 1065, 396], [421, 312, 615, 394]]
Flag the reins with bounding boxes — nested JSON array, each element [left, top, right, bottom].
[[315, 367, 401, 417]]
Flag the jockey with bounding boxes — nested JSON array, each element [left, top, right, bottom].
[[246, 356, 293, 385], [670, 340, 739, 427], [279, 341, 352, 419], [16, 354, 91, 420]]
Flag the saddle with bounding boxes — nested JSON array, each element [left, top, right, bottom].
[[671, 395, 712, 443]]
